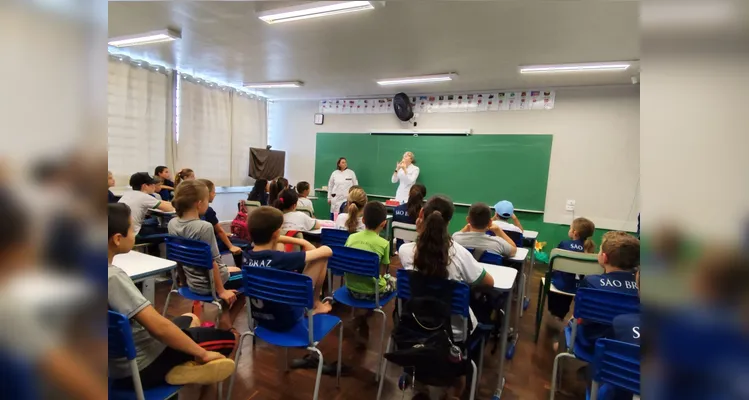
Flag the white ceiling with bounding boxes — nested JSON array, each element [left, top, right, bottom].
[[108, 1, 640, 100]]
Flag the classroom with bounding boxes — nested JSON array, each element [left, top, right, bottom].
[[107, 2, 640, 400]]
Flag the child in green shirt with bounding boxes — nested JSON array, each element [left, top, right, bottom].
[[344, 201, 395, 344]]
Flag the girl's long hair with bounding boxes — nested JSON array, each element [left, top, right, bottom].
[[272, 188, 298, 211], [414, 195, 455, 279], [173, 180, 208, 217], [406, 184, 427, 220], [268, 177, 289, 205], [572, 217, 596, 253], [344, 187, 368, 233], [248, 179, 268, 201], [174, 168, 195, 186]]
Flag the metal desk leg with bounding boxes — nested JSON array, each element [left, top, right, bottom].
[[520, 239, 536, 317], [142, 277, 156, 304], [493, 290, 512, 399]]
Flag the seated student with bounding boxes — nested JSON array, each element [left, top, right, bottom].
[[344, 202, 393, 342], [108, 203, 236, 389], [154, 165, 175, 201], [247, 178, 269, 205], [198, 179, 250, 267], [335, 187, 367, 233], [167, 180, 243, 330], [296, 181, 314, 215], [268, 177, 288, 205], [571, 231, 640, 354], [151, 177, 163, 201], [398, 195, 495, 399], [337, 184, 363, 214], [546, 217, 596, 329], [108, 170, 117, 203], [492, 200, 524, 234], [452, 202, 517, 258], [274, 188, 321, 232], [612, 268, 641, 345], [393, 184, 426, 224], [245, 206, 333, 325], [174, 168, 195, 187], [118, 172, 174, 237]]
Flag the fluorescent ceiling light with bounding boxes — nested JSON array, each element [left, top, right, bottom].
[[258, 1, 374, 24], [243, 81, 303, 89], [377, 73, 456, 86], [519, 62, 632, 73], [108, 29, 181, 48]]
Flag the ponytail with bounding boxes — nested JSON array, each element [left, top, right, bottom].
[[345, 203, 361, 233], [175, 168, 194, 186], [406, 184, 427, 219], [572, 217, 596, 253], [272, 188, 298, 211], [414, 195, 454, 279], [344, 187, 368, 233]]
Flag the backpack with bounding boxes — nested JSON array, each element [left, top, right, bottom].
[[384, 271, 468, 387], [231, 201, 251, 242]]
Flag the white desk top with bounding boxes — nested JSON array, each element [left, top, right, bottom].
[[510, 247, 529, 262], [480, 263, 518, 291], [113, 251, 177, 280], [523, 230, 538, 240]]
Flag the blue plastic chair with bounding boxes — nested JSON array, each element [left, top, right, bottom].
[[376, 269, 478, 400], [588, 339, 640, 400], [321, 228, 350, 247], [326, 245, 397, 381], [162, 236, 227, 325], [226, 267, 343, 400], [108, 311, 181, 400], [550, 288, 640, 400]]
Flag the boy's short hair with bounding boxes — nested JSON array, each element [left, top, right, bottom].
[[467, 202, 492, 229], [601, 231, 640, 271], [248, 206, 284, 245], [296, 181, 310, 194], [108, 203, 131, 239], [362, 201, 387, 230], [129, 172, 158, 190]]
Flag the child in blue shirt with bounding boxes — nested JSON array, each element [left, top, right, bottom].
[[392, 184, 426, 252], [574, 231, 639, 354], [154, 166, 175, 201], [546, 217, 596, 328], [244, 206, 333, 332]]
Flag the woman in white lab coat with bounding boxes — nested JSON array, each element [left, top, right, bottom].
[[391, 151, 420, 203], [327, 157, 358, 220]]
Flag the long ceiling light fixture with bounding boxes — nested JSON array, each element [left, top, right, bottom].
[[258, 1, 375, 24], [519, 62, 632, 74], [243, 81, 304, 89], [108, 29, 181, 48], [377, 73, 456, 86]]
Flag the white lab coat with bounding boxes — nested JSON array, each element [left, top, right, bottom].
[[327, 169, 358, 213], [391, 164, 420, 203]]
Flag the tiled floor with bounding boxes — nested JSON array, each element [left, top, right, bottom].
[[155, 258, 587, 400]]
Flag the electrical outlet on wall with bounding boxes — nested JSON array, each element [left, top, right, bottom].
[[566, 200, 576, 211]]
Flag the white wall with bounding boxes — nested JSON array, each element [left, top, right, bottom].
[[269, 86, 639, 230]]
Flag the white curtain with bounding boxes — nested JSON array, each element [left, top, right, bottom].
[[107, 58, 170, 185], [231, 93, 267, 186], [177, 77, 232, 186]]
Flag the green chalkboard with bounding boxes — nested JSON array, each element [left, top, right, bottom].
[[314, 133, 553, 211]]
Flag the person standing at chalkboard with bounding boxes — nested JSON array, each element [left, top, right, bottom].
[[327, 157, 358, 220], [391, 151, 420, 203]]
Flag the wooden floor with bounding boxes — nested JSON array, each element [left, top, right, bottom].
[[156, 258, 587, 400]]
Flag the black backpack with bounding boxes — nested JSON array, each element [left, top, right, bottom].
[[384, 271, 468, 387]]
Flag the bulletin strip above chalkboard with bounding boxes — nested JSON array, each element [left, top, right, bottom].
[[319, 90, 556, 114]]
